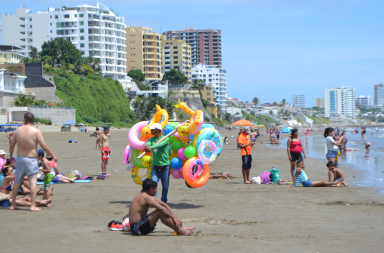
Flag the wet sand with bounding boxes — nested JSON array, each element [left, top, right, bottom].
[[1, 129, 384, 252]]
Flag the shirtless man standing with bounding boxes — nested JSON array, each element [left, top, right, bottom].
[[9, 112, 57, 211], [100, 126, 110, 176], [129, 178, 195, 236], [95, 127, 101, 149]]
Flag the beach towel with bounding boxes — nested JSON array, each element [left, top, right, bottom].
[[37, 180, 91, 185], [260, 171, 271, 184]]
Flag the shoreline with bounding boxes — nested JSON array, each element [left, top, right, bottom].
[[1, 129, 383, 252]]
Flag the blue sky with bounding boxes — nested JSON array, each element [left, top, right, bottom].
[[1, 0, 383, 107]]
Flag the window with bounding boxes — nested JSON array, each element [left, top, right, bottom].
[[50, 30, 52, 33], [174, 61, 178, 64], [50, 23, 52, 26], [54, 15, 58, 19], [80, 14, 84, 17], [174, 56, 178, 59], [80, 28, 84, 33], [164, 47, 170, 49], [64, 14, 70, 18], [50, 15, 52, 19], [165, 67, 170, 70], [75, 14, 77, 17], [173, 46, 178, 49], [80, 43, 85, 48], [80, 21, 84, 25], [80, 36, 84, 40]]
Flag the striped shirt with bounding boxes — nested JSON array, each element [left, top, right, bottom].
[[293, 167, 309, 186]]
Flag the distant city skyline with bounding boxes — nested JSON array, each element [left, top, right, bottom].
[[1, 1, 383, 107]]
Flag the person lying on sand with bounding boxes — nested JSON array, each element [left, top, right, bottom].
[[0, 167, 52, 208], [209, 173, 230, 179], [326, 161, 347, 186], [290, 160, 342, 188], [128, 178, 195, 236]]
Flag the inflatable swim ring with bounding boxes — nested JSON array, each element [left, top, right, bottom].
[[198, 140, 219, 164], [174, 99, 195, 116], [131, 165, 151, 185], [189, 110, 203, 135], [124, 144, 132, 165], [128, 121, 148, 150], [192, 128, 223, 160], [141, 105, 169, 139], [183, 157, 210, 188], [131, 148, 152, 168]]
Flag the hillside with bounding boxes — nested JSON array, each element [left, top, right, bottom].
[[54, 73, 136, 126]]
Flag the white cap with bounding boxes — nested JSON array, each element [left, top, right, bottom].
[[149, 123, 162, 131]]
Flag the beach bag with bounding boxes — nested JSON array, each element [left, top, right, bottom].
[[269, 167, 281, 183], [69, 170, 82, 179], [260, 171, 271, 184], [252, 176, 261, 184]]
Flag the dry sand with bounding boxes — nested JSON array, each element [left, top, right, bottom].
[[1, 129, 384, 252]]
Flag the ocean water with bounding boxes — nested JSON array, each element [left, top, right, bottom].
[[269, 129, 384, 190]]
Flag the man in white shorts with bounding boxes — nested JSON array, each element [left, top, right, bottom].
[[9, 112, 57, 211]]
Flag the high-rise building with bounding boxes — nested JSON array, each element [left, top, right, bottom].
[[324, 86, 356, 118], [292, 95, 305, 108], [1, 6, 50, 57], [125, 27, 162, 81], [355, 95, 371, 107], [49, 4, 127, 83], [316, 98, 324, 108], [160, 38, 191, 80], [192, 64, 227, 112], [162, 27, 222, 67], [374, 84, 384, 106]]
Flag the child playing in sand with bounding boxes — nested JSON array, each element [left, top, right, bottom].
[[364, 142, 371, 151], [38, 149, 54, 200], [326, 161, 347, 186], [290, 160, 342, 188]]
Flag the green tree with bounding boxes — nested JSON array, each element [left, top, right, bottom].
[[224, 112, 231, 122], [191, 79, 205, 97], [127, 69, 145, 82], [41, 38, 82, 64], [281, 99, 286, 105], [21, 57, 30, 63], [13, 94, 35, 106], [250, 111, 256, 116], [269, 110, 273, 116], [252, 97, 259, 106], [163, 69, 188, 85], [178, 114, 184, 120], [29, 47, 40, 61]]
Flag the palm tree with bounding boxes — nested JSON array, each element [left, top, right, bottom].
[[13, 94, 35, 107], [191, 79, 205, 98], [252, 97, 259, 106], [29, 47, 39, 61], [21, 57, 30, 63]]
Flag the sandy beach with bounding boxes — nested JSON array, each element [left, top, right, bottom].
[[1, 128, 384, 252]]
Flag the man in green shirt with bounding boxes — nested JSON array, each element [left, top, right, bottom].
[[144, 123, 171, 203]]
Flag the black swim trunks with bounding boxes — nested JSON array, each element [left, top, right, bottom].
[[130, 215, 155, 235], [242, 155, 252, 170], [290, 153, 302, 161]]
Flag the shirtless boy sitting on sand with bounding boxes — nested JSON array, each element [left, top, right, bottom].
[[128, 178, 195, 236], [326, 161, 347, 186]]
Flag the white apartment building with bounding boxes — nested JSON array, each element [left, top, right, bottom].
[[355, 95, 371, 107], [192, 64, 227, 112], [1, 6, 50, 57], [292, 95, 305, 108], [48, 4, 127, 84], [0, 68, 26, 92], [324, 86, 356, 118]]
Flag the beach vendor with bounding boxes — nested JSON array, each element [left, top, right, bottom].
[[144, 123, 170, 203], [100, 126, 111, 177], [128, 178, 195, 236], [238, 126, 254, 184]]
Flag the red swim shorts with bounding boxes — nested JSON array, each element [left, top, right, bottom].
[[101, 147, 111, 160]]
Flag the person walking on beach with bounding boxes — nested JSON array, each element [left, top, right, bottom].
[[237, 128, 242, 150], [9, 112, 57, 211], [100, 126, 111, 177], [324, 127, 344, 182], [361, 127, 366, 141], [250, 130, 257, 149], [287, 128, 306, 179], [95, 127, 101, 149], [144, 123, 171, 203], [238, 127, 254, 184], [128, 178, 195, 236], [305, 129, 309, 143]]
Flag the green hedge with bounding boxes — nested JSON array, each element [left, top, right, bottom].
[[54, 73, 137, 126]]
